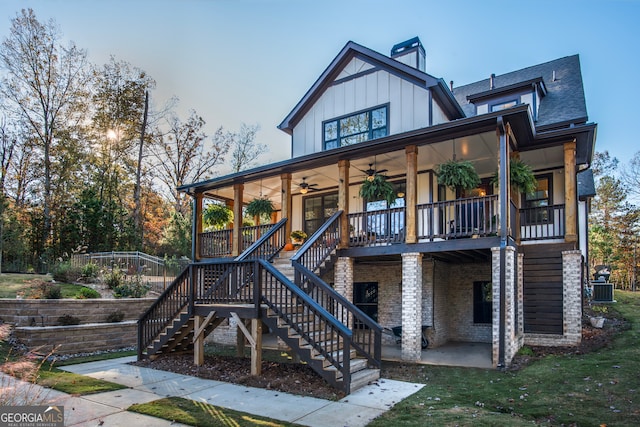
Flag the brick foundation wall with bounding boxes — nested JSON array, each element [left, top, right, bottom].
[[447, 262, 492, 343], [0, 299, 155, 326], [15, 321, 137, 355]]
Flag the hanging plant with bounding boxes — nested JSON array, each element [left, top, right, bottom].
[[359, 174, 397, 206], [203, 203, 233, 230], [435, 159, 481, 191], [491, 157, 537, 195], [245, 197, 274, 218]]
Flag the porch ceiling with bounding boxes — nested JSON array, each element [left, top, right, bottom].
[[202, 132, 564, 211]]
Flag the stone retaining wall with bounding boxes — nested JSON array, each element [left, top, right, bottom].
[[14, 321, 137, 355], [0, 299, 154, 326]]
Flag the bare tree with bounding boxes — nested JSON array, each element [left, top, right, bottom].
[[229, 123, 266, 173], [150, 110, 230, 214], [621, 151, 640, 205], [0, 9, 91, 256]]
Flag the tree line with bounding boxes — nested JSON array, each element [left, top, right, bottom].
[[589, 151, 640, 290], [0, 9, 266, 272]]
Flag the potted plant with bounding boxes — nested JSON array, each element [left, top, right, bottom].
[[203, 203, 233, 230], [491, 157, 537, 195], [290, 230, 307, 246], [245, 197, 274, 225], [359, 174, 396, 206], [435, 159, 480, 191]]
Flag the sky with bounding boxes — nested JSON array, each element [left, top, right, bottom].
[[0, 0, 638, 170]]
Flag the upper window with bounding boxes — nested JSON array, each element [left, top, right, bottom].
[[490, 100, 518, 112], [323, 105, 388, 150], [522, 174, 552, 224]]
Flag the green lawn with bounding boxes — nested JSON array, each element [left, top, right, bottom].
[[0, 273, 91, 298], [371, 290, 640, 426]]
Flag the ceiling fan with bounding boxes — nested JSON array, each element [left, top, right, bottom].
[[359, 163, 389, 182], [299, 177, 318, 194]]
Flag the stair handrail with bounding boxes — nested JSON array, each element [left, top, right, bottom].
[[290, 210, 341, 273], [258, 259, 352, 390], [236, 217, 287, 262], [291, 210, 382, 368], [137, 264, 192, 359], [292, 262, 382, 367]]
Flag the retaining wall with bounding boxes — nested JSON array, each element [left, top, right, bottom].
[[0, 298, 154, 326], [14, 321, 137, 355]]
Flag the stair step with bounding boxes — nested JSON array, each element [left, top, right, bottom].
[[349, 368, 380, 392]]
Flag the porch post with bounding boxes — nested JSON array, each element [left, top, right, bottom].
[[338, 159, 350, 249], [564, 141, 577, 243], [194, 193, 204, 261], [281, 173, 292, 243], [232, 183, 244, 257], [405, 145, 418, 244], [401, 252, 422, 361]]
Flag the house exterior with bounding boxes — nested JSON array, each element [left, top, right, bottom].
[[138, 37, 597, 392]]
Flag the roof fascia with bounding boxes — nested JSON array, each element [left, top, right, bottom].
[[467, 77, 545, 103], [181, 107, 531, 196], [278, 41, 462, 133]]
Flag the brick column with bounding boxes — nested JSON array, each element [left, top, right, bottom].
[[517, 253, 524, 339], [401, 252, 422, 361], [562, 250, 583, 345], [491, 246, 519, 368], [334, 257, 354, 329]]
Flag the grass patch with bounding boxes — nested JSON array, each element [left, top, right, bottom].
[[129, 396, 303, 427], [371, 290, 640, 427], [0, 273, 89, 298], [0, 274, 50, 298], [36, 365, 127, 395]]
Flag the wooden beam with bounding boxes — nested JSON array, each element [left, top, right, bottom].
[[194, 315, 204, 366], [194, 193, 203, 261], [232, 184, 244, 256], [231, 312, 256, 348], [564, 140, 577, 242], [251, 318, 262, 376], [281, 173, 292, 243], [338, 159, 350, 249], [405, 145, 418, 244], [193, 311, 217, 343]]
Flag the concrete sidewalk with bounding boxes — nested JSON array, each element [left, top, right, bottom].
[[6, 356, 424, 426]]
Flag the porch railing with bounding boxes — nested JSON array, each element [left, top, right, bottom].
[[348, 206, 406, 246], [199, 223, 280, 258], [519, 204, 565, 241], [199, 229, 232, 258], [417, 195, 499, 240]]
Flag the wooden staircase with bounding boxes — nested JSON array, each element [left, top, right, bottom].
[[267, 250, 380, 392], [138, 215, 382, 394]]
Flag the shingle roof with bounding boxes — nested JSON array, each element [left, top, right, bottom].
[[452, 55, 588, 128]]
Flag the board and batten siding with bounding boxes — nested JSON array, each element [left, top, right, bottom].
[[292, 57, 441, 157]]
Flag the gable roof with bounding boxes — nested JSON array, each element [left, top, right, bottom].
[[278, 41, 464, 134], [452, 55, 588, 128]]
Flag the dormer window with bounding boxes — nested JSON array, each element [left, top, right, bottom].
[[491, 100, 518, 112], [324, 105, 388, 150]]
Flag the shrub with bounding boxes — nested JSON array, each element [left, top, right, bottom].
[[75, 287, 101, 299], [27, 281, 62, 299], [51, 261, 81, 283], [81, 262, 100, 280], [113, 275, 150, 298], [103, 268, 125, 289], [105, 311, 125, 323], [57, 314, 80, 326], [44, 284, 62, 299]]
